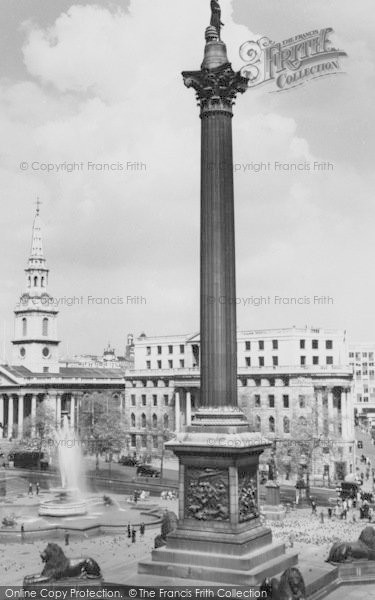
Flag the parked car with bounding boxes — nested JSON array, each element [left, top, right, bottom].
[[136, 464, 160, 478], [338, 481, 361, 500], [119, 456, 139, 467]]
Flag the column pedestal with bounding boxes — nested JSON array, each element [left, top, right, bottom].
[[138, 411, 297, 584], [261, 482, 286, 522]]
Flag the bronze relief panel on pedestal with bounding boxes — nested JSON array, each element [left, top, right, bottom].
[[184, 466, 229, 521], [238, 467, 259, 522]]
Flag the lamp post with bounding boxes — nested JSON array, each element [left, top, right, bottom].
[[300, 453, 310, 501]]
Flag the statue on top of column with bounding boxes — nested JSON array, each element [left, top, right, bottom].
[[210, 0, 224, 38]]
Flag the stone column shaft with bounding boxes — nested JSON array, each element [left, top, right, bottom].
[[31, 394, 36, 436], [200, 107, 237, 407], [8, 397, 14, 438], [175, 391, 180, 433], [18, 395, 24, 438], [70, 396, 75, 429], [0, 396, 3, 439], [56, 394, 61, 428], [186, 391, 192, 426], [327, 390, 334, 433]]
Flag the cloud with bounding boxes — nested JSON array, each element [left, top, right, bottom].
[[0, 0, 374, 356]]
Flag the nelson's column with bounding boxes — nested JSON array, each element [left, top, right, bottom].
[[139, 1, 297, 584]]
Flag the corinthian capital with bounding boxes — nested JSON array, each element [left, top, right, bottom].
[[182, 63, 248, 111]]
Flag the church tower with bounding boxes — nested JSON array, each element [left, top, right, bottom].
[[12, 202, 60, 373]]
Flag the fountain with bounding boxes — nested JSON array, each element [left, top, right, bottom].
[[39, 416, 87, 517]]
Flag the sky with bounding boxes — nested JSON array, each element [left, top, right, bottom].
[[0, 0, 374, 360]]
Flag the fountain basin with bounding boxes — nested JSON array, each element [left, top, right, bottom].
[[39, 499, 87, 517], [39, 488, 87, 517]]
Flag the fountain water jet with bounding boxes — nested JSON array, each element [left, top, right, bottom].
[[39, 415, 87, 517]]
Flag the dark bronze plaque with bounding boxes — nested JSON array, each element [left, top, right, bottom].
[[184, 466, 229, 521], [238, 468, 259, 522]]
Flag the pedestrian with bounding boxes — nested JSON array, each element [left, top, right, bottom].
[[311, 499, 317, 515], [140, 522, 145, 537], [289, 533, 295, 548], [28, 482, 33, 496], [21, 524, 25, 543], [36, 482, 40, 496], [320, 511, 324, 524], [64, 531, 69, 546], [132, 528, 136, 543], [328, 507, 332, 519], [127, 523, 131, 538]]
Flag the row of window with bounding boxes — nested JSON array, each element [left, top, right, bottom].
[[129, 434, 160, 448], [254, 394, 290, 408], [130, 413, 169, 429], [22, 317, 49, 337], [350, 352, 375, 360], [244, 339, 333, 351], [146, 360, 185, 369], [130, 394, 170, 407], [27, 275, 46, 288], [254, 415, 342, 435], [244, 356, 334, 367], [147, 345, 185, 356]]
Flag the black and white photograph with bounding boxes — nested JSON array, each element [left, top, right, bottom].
[[0, 1, 374, 598]]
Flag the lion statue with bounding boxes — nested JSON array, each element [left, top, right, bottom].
[[326, 526, 375, 563], [154, 510, 178, 549], [260, 567, 306, 600], [23, 543, 102, 586]]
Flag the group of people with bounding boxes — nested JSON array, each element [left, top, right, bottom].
[[129, 490, 149, 503], [310, 494, 374, 523], [28, 481, 40, 495], [160, 490, 177, 500], [127, 522, 145, 543]]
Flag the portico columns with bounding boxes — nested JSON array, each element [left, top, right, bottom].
[[56, 394, 61, 428], [186, 391, 192, 426], [316, 389, 323, 436], [175, 391, 180, 433], [31, 394, 36, 436], [18, 394, 24, 439], [70, 396, 75, 429], [8, 396, 14, 438], [0, 396, 3, 439], [327, 390, 334, 434]]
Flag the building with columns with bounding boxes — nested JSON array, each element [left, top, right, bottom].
[[125, 328, 355, 482], [0, 207, 126, 439], [349, 342, 375, 425]]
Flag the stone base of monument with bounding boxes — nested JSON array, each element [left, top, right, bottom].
[[260, 482, 286, 522], [24, 578, 103, 590], [139, 409, 298, 585]]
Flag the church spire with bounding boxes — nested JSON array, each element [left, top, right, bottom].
[[29, 199, 44, 260]]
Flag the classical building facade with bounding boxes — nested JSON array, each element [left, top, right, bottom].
[[0, 207, 125, 439], [125, 328, 355, 482], [349, 342, 375, 424]]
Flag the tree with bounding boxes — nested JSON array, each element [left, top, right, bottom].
[[79, 392, 127, 473], [21, 402, 56, 468], [274, 401, 340, 491]]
